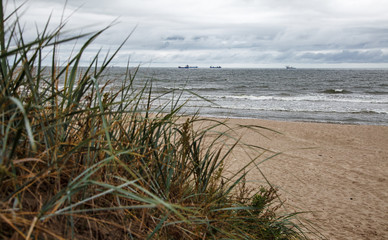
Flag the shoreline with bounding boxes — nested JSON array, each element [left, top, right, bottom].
[[196, 114, 388, 127], [215, 117, 388, 239]]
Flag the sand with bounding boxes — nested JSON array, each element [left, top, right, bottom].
[[215, 118, 388, 239]]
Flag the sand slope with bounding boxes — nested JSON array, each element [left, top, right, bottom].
[[221, 118, 388, 239]]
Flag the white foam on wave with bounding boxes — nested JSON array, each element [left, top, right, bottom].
[[221, 94, 388, 104], [209, 104, 388, 115]]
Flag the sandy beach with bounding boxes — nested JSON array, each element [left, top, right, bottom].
[[217, 118, 388, 239]]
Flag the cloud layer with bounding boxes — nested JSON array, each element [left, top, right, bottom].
[[10, 0, 388, 67]]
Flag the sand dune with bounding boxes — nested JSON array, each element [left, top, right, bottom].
[[220, 118, 388, 239]]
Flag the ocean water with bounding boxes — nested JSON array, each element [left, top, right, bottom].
[[108, 67, 388, 125]]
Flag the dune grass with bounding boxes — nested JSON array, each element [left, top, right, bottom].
[[0, 2, 310, 239]]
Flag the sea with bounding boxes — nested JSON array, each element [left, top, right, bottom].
[[106, 67, 388, 125]]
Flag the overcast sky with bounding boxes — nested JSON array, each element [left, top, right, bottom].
[[8, 0, 388, 68]]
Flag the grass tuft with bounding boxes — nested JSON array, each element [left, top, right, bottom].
[[0, 2, 312, 239]]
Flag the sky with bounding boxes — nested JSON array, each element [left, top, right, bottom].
[[7, 0, 388, 68]]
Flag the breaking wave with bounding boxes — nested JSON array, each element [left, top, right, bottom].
[[322, 89, 353, 94], [220, 94, 388, 104]]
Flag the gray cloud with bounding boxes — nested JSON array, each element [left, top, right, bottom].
[[9, 0, 388, 67], [299, 50, 388, 63], [165, 36, 185, 41]]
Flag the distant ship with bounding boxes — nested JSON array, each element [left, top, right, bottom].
[[178, 65, 198, 69], [210, 66, 221, 68], [286, 66, 296, 69]]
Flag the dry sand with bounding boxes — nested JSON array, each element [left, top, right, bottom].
[[215, 118, 388, 239]]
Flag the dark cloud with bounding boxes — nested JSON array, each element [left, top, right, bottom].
[[164, 36, 185, 41], [299, 50, 388, 63]]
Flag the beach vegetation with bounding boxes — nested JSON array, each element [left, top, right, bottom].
[[0, 2, 310, 239]]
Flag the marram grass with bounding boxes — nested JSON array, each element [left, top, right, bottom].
[[0, 2, 314, 239]]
